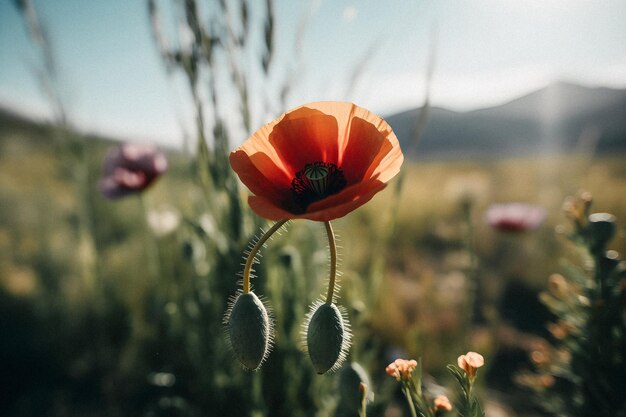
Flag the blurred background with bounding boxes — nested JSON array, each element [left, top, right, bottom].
[[1, 1, 625, 416]]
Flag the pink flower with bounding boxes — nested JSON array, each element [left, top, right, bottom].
[[99, 143, 167, 199], [457, 351, 484, 378], [485, 203, 545, 232], [385, 358, 418, 381]]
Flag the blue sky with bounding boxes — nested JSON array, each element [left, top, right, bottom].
[[1, 0, 626, 147]]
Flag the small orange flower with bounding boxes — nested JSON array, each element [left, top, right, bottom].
[[230, 102, 403, 221], [385, 358, 418, 381], [457, 351, 484, 378], [433, 395, 453, 412]]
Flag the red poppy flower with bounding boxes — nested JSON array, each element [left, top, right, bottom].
[[99, 143, 167, 199], [230, 102, 403, 221]]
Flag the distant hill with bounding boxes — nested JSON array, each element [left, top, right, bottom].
[[386, 81, 626, 160], [0, 106, 47, 136], [3, 82, 626, 162]]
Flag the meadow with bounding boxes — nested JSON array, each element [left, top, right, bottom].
[[3, 1, 625, 415], [1, 112, 625, 416]]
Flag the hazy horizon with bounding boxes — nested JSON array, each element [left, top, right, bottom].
[[2, 0, 626, 147]]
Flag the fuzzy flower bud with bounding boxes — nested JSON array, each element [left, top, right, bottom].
[[304, 302, 351, 374], [226, 292, 273, 370]]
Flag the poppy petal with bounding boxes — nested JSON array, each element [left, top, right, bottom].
[[340, 105, 403, 183], [305, 179, 385, 214], [229, 149, 292, 202], [304, 181, 386, 221], [268, 106, 339, 176], [341, 116, 392, 184], [313, 102, 403, 184], [363, 136, 403, 183], [247, 179, 386, 222], [233, 127, 292, 179]]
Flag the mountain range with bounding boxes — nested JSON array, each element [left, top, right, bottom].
[[2, 81, 625, 161], [385, 81, 626, 160]]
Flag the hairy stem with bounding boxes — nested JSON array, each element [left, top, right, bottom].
[[324, 221, 337, 304], [243, 220, 288, 293]]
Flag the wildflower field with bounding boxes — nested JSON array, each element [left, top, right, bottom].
[[2, 1, 626, 416], [2, 113, 625, 416]]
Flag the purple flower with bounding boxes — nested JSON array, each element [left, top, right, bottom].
[[99, 143, 167, 199], [485, 203, 546, 232]]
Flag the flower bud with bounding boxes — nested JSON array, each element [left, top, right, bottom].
[[457, 351, 484, 379], [386, 358, 418, 381], [304, 302, 351, 374], [226, 292, 272, 370]]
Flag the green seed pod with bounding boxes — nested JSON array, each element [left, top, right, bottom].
[[587, 213, 616, 254], [337, 362, 373, 411], [304, 301, 351, 374], [226, 291, 272, 370]]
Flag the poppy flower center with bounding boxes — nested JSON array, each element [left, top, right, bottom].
[[291, 162, 346, 212]]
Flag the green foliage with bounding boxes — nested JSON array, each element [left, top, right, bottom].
[[520, 194, 626, 417], [446, 366, 484, 417], [387, 357, 484, 417]]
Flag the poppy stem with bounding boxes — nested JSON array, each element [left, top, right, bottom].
[[324, 221, 337, 304], [243, 220, 288, 294]]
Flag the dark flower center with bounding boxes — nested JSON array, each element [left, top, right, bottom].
[[291, 162, 346, 212]]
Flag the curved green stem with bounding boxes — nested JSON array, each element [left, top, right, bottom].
[[243, 220, 288, 293], [324, 221, 337, 304]]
